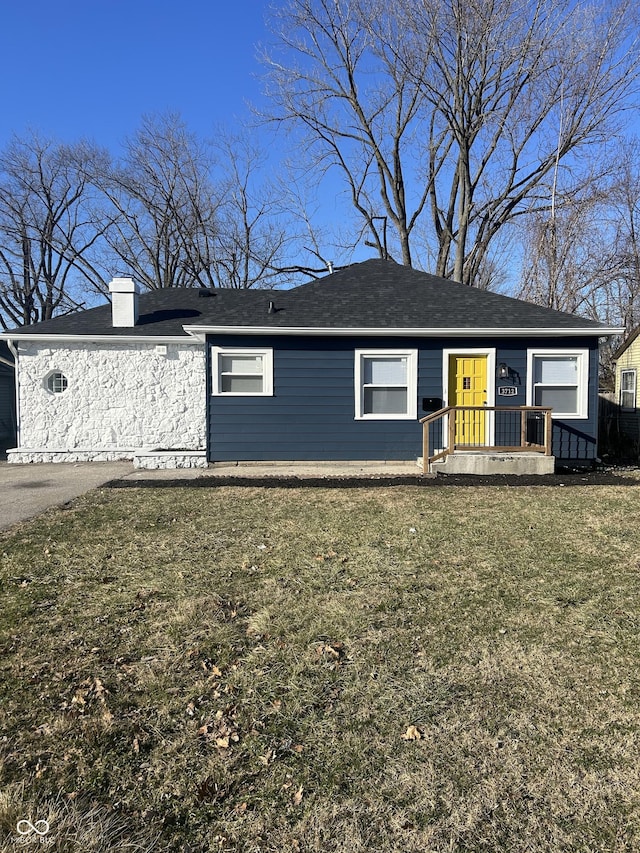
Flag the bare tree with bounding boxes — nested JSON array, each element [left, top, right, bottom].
[[0, 133, 108, 329], [94, 113, 223, 290], [212, 131, 295, 288], [263, 0, 430, 267], [264, 0, 640, 285], [600, 141, 640, 335], [520, 140, 640, 328], [515, 140, 640, 385], [517, 207, 615, 332]]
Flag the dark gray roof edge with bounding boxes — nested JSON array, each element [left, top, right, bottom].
[[0, 287, 281, 337], [0, 260, 620, 337]]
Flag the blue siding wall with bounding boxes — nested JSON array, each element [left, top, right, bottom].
[[207, 334, 600, 462], [495, 338, 599, 462], [209, 335, 438, 461]]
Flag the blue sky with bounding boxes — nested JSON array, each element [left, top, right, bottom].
[[0, 0, 272, 150], [0, 0, 357, 269]]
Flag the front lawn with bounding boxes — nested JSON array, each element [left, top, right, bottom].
[[2, 481, 640, 851]]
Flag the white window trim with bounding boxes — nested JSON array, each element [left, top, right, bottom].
[[211, 347, 274, 396], [526, 348, 589, 419], [45, 371, 69, 394], [620, 368, 637, 412], [354, 349, 418, 420]]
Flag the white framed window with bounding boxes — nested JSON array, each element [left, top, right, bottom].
[[355, 350, 418, 420], [45, 371, 68, 394], [526, 349, 589, 418], [212, 348, 273, 396], [620, 369, 637, 411]]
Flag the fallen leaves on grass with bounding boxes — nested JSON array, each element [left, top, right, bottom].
[[281, 779, 305, 806], [401, 725, 424, 741], [197, 708, 240, 749], [314, 549, 337, 562], [202, 661, 224, 677], [6, 483, 640, 852], [65, 677, 109, 714], [258, 748, 275, 766], [316, 640, 348, 668]]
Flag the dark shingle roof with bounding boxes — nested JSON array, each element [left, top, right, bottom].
[[252, 259, 607, 331], [8, 288, 279, 337], [3, 259, 614, 337]]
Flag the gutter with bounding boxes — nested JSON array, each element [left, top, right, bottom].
[[0, 334, 199, 344], [1, 325, 625, 344], [183, 325, 626, 341]]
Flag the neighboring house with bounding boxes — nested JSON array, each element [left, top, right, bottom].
[[612, 327, 640, 446], [0, 259, 622, 472], [0, 341, 16, 447]]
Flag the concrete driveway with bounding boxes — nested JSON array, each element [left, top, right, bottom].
[[0, 461, 134, 531]]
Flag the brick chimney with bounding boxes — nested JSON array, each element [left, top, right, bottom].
[[109, 277, 139, 327]]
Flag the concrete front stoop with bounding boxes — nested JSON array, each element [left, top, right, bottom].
[[430, 452, 555, 476]]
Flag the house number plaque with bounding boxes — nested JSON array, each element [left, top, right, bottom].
[[497, 386, 518, 396]]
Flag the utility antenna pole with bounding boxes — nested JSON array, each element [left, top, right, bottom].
[[366, 216, 388, 259]]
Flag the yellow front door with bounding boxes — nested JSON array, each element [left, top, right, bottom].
[[448, 355, 488, 445]]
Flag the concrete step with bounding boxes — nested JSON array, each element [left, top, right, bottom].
[[431, 452, 555, 476]]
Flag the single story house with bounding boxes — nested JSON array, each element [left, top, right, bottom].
[[0, 259, 622, 473], [612, 327, 640, 447]]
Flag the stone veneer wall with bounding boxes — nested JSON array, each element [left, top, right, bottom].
[[10, 341, 206, 462]]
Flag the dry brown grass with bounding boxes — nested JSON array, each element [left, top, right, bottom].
[[1, 482, 640, 851]]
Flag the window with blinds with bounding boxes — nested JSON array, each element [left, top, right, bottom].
[[527, 350, 588, 418], [212, 348, 273, 396], [620, 369, 636, 411], [355, 350, 417, 419]]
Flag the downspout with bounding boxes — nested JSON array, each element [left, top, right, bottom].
[[6, 338, 19, 448]]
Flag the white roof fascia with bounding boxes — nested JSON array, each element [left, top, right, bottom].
[[0, 334, 200, 344], [2, 325, 624, 344], [183, 325, 625, 339]]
